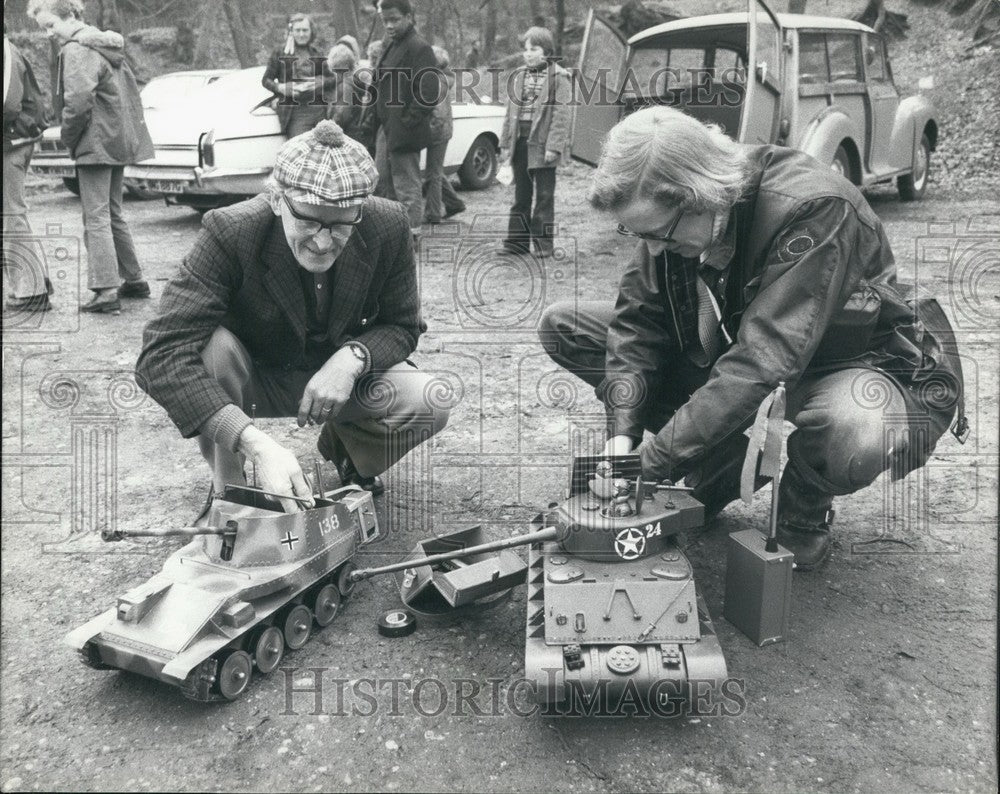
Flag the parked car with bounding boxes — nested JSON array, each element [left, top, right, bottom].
[[30, 69, 233, 198], [572, 0, 937, 200], [123, 66, 506, 213]]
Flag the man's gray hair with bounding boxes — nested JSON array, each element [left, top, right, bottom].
[[588, 106, 755, 214]]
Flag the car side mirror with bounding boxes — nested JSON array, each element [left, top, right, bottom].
[[917, 76, 935, 92]]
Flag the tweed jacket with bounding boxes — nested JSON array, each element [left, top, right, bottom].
[[499, 62, 572, 169], [136, 195, 424, 439]]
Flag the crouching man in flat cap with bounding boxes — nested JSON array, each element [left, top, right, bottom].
[[137, 120, 448, 513]]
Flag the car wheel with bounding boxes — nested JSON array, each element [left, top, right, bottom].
[[125, 184, 163, 201], [458, 134, 498, 190], [898, 134, 930, 201], [62, 177, 80, 196], [829, 145, 853, 184]]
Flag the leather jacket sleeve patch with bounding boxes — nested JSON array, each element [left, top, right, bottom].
[[775, 228, 817, 262]]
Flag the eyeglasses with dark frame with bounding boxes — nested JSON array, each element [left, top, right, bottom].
[[281, 193, 364, 236], [616, 209, 685, 243]]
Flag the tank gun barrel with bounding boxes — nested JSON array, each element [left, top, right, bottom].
[[349, 526, 560, 582], [102, 520, 240, 560]]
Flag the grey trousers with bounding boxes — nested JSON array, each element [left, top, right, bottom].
[[374, 128, 424, 230], [76, 164, 144, 290], [2, 142, 49, 298], [198, 327, 450, 490]]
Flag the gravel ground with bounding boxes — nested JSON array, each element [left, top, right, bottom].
[[2, 1, 998, 791]]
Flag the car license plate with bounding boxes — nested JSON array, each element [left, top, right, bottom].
[[149, 179, 189, 194], [32, 165, 76, 177]]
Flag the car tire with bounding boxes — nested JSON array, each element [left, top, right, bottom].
[[898, 134, 930, 201], [458, 134, 498, 191], [829, 145, 853, 184], [62, 177, 80, 196], [125, 184, 164, 201]]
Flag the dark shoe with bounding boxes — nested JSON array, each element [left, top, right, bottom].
[[45, 277, 54, 296], [776, 517, 834, 571], [443, 203, 466, 219], [5, 293, 52, 313], [776, 464, 836, 571], [533, 247, 554, 260], [80, 292, 121, 314], [119, 280, 151, 298], [317, 424, 385, 496]]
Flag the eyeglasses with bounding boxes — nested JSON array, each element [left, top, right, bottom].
[[282, 193, 364, 236], [617, 210, 685, 243]]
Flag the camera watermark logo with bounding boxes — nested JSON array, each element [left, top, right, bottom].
[[1, 221, 81, 334]]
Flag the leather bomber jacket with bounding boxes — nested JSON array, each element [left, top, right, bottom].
[[600, 145, 964, 479]]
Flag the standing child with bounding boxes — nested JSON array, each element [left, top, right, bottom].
[[498, 26, 571, 258]]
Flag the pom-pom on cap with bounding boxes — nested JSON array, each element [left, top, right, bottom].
[[272, 120, 378, 206]]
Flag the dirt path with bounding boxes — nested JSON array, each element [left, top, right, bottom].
[[1, 166, 996, 792]]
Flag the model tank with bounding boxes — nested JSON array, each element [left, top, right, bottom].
[[350, 455, 729, 710], [524, 455, 728, 709], [64, 482, 380, 701]]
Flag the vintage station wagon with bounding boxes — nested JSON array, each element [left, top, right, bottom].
[[571, 0, 937, 200]]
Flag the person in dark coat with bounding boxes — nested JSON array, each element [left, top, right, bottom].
[[539, 106, 966, 570], [29, 0, 154, 314], [136, 121, 449, 515], [262, 13, 335, 139], [372, 0, 440, 236], [3, 31, 53, 313]]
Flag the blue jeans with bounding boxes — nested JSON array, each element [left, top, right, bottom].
[[539, 300, 936, 507]]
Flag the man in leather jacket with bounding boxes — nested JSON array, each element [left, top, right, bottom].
[[539, 107, 965, 569]]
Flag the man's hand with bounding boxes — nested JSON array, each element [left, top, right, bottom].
[[602, 435, 635, 456], [237, 426, 314, 513], [297, 347, 365, 428], [544, 149, 559, 164]]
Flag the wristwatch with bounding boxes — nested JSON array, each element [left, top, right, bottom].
[[343, 342, 369, 373]]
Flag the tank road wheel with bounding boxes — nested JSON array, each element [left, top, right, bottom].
[[217, 650, 253, 701], [336, 562, 357, 598], [312, 584, 341, 627], [252, 626, 285, 674], [282, 604, 313, 650]]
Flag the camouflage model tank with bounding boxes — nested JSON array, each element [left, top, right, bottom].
[[524, 456, 728, 709], [65, 483, 379, 701], [350, 455, 729, 711]]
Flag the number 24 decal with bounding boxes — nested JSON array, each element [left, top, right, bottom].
[[640, 522, 661, 538]]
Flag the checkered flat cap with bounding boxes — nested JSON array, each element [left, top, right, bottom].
[[272, 120, 378, 205]]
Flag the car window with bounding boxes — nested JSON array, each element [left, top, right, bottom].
[[865, 36, 888, 81], [827, 34, 862, 82], [582, 21, 626, 93], [798, 33, 828, 84]]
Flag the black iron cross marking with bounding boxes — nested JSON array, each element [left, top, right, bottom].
[[281, 531, 300, 550]]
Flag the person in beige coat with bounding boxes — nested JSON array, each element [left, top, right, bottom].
[[498, 26, 571, 258]]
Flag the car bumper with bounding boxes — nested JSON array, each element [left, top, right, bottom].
[[124, 164, 270, 197]]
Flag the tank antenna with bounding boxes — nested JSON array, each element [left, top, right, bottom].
[[250, 403, 258, 507]]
